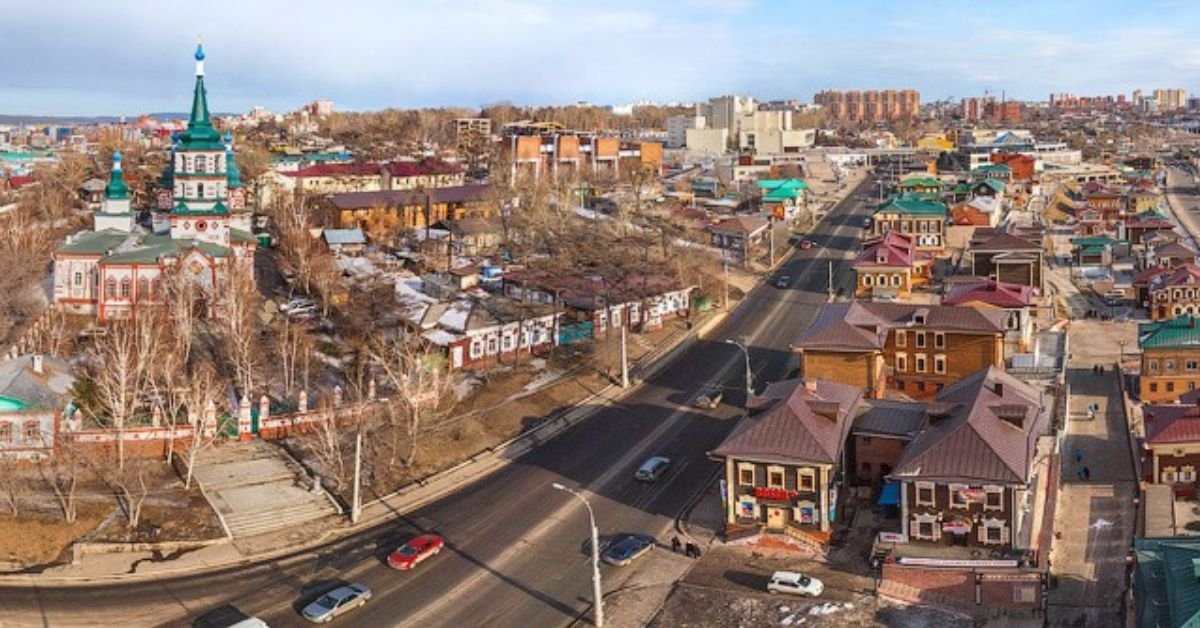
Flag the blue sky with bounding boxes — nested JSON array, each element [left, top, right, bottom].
[[3, 0, 1200, 116]]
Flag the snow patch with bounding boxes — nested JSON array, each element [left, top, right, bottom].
[[806, 602, 853, 616]]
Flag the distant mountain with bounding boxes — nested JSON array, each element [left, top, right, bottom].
[[0, 112, 239, 125]]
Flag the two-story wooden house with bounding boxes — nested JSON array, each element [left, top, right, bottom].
[[1148, 264, 1200, 321], [793, 302, 1007, 399], [889, 367, 1048, 550], [942, 279, 1036, 355], [712, 379, 864, 539], [1138, 315, 1200, 402], [1142, 394, 1200, 489], [872, 194, 949, 253], [852, 232, 932, 299]]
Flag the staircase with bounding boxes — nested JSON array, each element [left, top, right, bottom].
[[192, 439, 341, 540]]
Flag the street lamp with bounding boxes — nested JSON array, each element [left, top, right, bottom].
[[552, 482, 604, 628], [725, 339, 754, 400]]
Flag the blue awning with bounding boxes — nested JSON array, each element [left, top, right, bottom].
[[878, 482, 900, 506]]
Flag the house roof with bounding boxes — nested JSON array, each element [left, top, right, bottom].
[[1152, 264, 1200, 291], [285, 162, 382, 178], [0, 354, 75, 410], [1134, 265, 1172, 287], [1143, 401, 1200, 445], [1155, 242, 1196, 261], [712, 379, 864, 465], [890, 367, 1046, 485], [974, 178, 1007, 194], [1133, 537, 1200, 628], [973, 163, 1012, 174], [1139, 316, 1200, 352], [943, 279, 1035, 308], [383, 159, 462, 177], [794, 301, 1007, 352], [852, 399, 927, 439], [899, 176, 941, 189], [854, 232, 926, 269], [711, 216, 769, 236], [322, 228, 366, 246], [875, 193, 948, 217], [970, 231, 1040, 253], [328, 184, 492, 210]]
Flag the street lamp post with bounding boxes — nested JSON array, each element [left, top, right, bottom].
[[725, 339, 754, 400], [552, 483, 604, 628]]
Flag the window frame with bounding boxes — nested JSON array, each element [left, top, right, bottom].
[[915, 481, 935, 507]]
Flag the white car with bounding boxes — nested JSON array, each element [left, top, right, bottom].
[[280, 297, 316, 313], [767, 571, 824, 597], [301, 583, 372, 623]]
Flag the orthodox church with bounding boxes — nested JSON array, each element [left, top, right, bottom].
[[53, 44, 256, 322]]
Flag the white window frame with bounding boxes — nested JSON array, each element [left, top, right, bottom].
[[798, 468, 816, 492], [895, 352, 907, 372], [915, 332, 927, 348], [1181, 466, 1197, 483], [983, 486, 1004, 511], [1163, 466, 1179, 483], [766, 465, 786, 489], [737, 462, 756, 486], [915, 353, 927, 373], [949, 483, 968, 509], [934, 332, 946, 349], [934, 354, 946, 374], [915, 481, 936, 507], [895, 330, 906, 347]]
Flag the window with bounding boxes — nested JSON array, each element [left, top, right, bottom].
[[138, 278, 149, 300], [1169, 382, 1176, 392], [986, 526, 1002, 543], [486, 336, 498, 355], [891, 274, 901, 287], [896, 331, 907, 347], [863, 274, 873, 286], [1150, 383, 1159, 393], [895, 352, 907, 372], [1166, 360, 1177, 372], [915, 354, 927, 373], [1188, 361, 1199, 372], [105, 277, 117, 298], [194, 155, 206, 173], [501, 332, 515, 352], [1182, 466, 1197, 483], [0, 423, 10, 443], [798, 470, 816, 491], [934, 354, 946, 374], [917, 521, 935, 540], [915, 333, 926, 348], [73, 271, 82, 286], [1164, 466, 1179, 483], [915, 482, 935, 506], [934, 332, 945, 349], [119, 278, 130, 298], [949, 483, 968, 509], [737, 463, 755, 486], [767, 466, 785, 488], [469, 338, 484, 359], [1148, 360, 1159, 373], [984, 487, 1003, 510], [197, 182, 206, 198], [23, 421, 40, 442]]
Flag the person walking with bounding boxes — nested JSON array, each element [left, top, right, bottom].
[[671, 536, 681, 553], [1083, 466, 1091, 481], [1074, 448, 1084, 464]]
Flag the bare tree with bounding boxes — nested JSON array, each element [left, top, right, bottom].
[[298, 405, 348, 490], [81, 310, 163, 468], [370, 338, 456, 467], [39, 441, 84, 523], [0, 463, 22, 517], [218, 265, 261, 397]]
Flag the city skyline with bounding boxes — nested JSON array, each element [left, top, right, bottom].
[[3, 0, 1200, 116]]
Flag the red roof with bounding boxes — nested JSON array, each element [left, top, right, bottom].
[[854, 232, 927, 268], [6, 175, 36, 189], [384, 159, 462, 177], [1133, 265, 1171, 287], [943, 279, 1034, 308], [1154, 264, 1200, 289], [1144, 403, 1200, 444]]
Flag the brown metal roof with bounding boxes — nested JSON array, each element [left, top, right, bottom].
[[851, 399, 927, 439], [712, 379, 864, 465], [328, 184, 491, 210], [794, 302, 1007, 352], [889, 366, 1046, 485]]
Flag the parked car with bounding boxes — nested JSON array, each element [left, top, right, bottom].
[[301, 583, 372, 623], [862, 216, 872, 228], [767, 571, 824, 597], [286, 303, 319, 319], [279, 297, 315, 313], [387, 533, 445, 570], [775, 275, 792, 288], [694, 387, 724, 409], [800, 240, 813, 250], [1102, 290, 1125, 306], [601, 533, 655, 566], [634, 456, 672, 483]]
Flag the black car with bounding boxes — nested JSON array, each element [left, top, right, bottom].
[[601, 533, 655, 566]]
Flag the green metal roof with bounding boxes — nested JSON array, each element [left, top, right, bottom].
[[757, 178, 808, 191], [0, 395, 29, 412], [973, 163, 1012, 173], [875, 193, 948, 217], [105, 153, 129, 200], [1070, 236, 1116, 246], [1134, 537, 1200, 628], [172, 201, 230, 216], [1139, 316, 1200, 350], [230, 228, 257, 243], [899, 177, 940, 188], [975, 178, 1007, 194], [57, 230, 131, 255]]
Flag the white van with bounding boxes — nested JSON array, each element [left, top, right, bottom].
[[767, 570, 824, 597]]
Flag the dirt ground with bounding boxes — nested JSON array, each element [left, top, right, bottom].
[[647, 545, 974, 628], [0, 503, 109, 568]]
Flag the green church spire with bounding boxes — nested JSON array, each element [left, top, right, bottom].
[[105, 151, 129, 200], [179, 42, 221, 147]]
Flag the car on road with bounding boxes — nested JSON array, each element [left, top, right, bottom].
[[301, 583, 372, 623], [800, 240, 813, 250], [387, 533, 445, 570], [635, 456, 672, 482], [694, 387, 723, 409], [279, 297, 316, 313], [601, 533, 655, 566], [767, 571, 824, 597], [775, 275, 792, 288], [862, 216, 872, 228]]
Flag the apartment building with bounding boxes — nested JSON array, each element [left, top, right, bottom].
[[813, 89, 920, 123]]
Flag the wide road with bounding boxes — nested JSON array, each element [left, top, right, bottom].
[[0, 175, 877, 628]]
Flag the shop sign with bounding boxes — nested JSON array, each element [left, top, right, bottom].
[[754, 486, 797, 501]]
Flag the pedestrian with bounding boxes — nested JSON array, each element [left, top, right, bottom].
[[1077, 466, 1085, 480], [671, 536, 681, 553], [1074, 448, 1083, 464], [685, 542, 697, 558], [1083, 466, 1091, 481]]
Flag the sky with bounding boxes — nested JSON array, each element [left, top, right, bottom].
[[3, 0, 1200, 116]]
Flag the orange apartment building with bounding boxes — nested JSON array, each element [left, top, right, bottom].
[[794, 302, 1006, 399], [505, 134, 663, 181], [813, 89, 921, 123]]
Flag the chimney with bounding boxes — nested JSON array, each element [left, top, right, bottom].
[[32, 354, 44, 375]]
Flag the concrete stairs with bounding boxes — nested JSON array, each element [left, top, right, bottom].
[[192, 440, 341, 540]]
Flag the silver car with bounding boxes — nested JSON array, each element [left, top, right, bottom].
[[301, 583, 372, 623]]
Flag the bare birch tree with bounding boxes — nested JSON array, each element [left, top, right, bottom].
[[39, 441, 83, 523], [219, 265, 261, 398], [370, 338, 456, 467], [83, 311, 163, 469]]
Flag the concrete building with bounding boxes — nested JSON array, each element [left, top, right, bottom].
[[813, 89, 920, 123], [1154, 88, 1188, 112], [666, 114, 705, 149]]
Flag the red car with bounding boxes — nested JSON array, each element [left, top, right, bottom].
[[800, 240, 813, 250], [387, 534, 444, 570]]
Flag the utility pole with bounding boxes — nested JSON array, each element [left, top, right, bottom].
[[620, 322, 630, 389], [552, 483, 604, 628], [828, 256, 836, 300], [768, 220, 776, 267], [723, 258, 730, 309], [351, 430, 362, 523], [725, 339, 754, 401]]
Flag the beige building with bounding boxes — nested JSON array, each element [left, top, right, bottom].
[[813, 89, 920, 123], [1154, 88, 1188, 112]]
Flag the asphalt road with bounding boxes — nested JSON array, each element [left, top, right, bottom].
[[0, 176, 876, 628]]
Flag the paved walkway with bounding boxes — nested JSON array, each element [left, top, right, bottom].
[[1047, 320, 1138, 626]]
